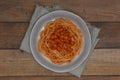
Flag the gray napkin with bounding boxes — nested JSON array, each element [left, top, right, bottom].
[[20, 5, 100, 77]]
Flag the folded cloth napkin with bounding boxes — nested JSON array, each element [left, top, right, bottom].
[[20, 5, 100, 77]]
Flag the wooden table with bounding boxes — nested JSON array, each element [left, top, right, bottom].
[[0, 0, 120, 80]]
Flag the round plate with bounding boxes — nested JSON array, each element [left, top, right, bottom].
[[30, 10, 91, 72]]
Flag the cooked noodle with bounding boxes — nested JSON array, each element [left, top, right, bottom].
[[38, 18, 83, 64]]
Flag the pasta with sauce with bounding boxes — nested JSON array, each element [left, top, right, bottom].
[[38, 18, 83, 64]]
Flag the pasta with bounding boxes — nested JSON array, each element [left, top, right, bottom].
[[38, 18, 83, 64]]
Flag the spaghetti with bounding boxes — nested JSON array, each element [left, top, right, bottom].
[[38, 18, 83, 64]]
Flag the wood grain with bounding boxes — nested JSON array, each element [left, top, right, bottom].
[[0, 76, 120, 80], [0, 0, 120, 79], [0, 49, 119, 76], [92, 22, 120, 48], [0, 23, 28, 49], [0, 22, 120, 49], [0, 0, 120, 22]]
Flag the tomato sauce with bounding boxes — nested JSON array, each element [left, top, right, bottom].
[[48, 27, 75, 53]]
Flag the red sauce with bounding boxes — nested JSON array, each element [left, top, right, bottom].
[[48, 27, 75, 53]]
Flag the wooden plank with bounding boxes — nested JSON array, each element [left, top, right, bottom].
[[0, 49, 119, 76], [0, 23, 28, 49], [0, 76, 120, 80], [83, 49, 120, 75], [92, 22, 120, 48], [0, 22, 120, 49], [0, 0, 120, 22]]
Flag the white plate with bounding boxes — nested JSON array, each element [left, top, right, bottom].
[[30, 10, 91, 72]]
